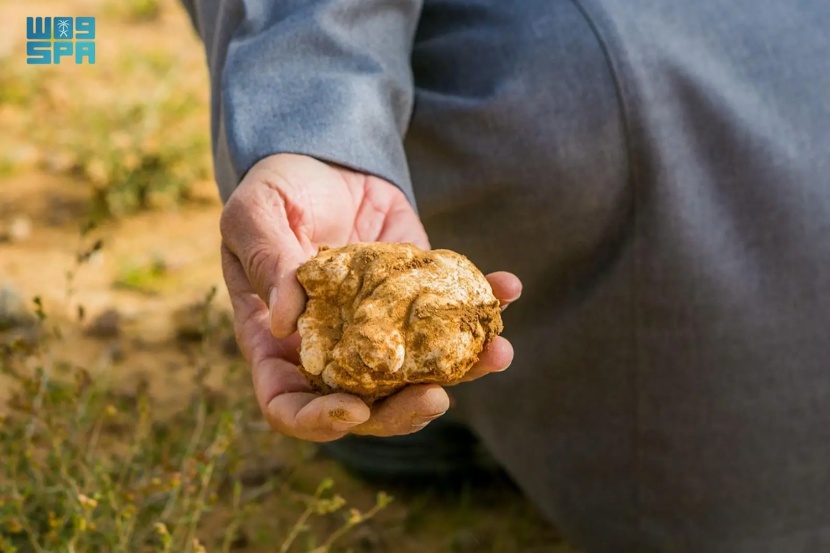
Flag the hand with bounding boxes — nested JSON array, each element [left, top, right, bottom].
[[220, 154, 522, 442]]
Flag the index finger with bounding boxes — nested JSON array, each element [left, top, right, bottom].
[[220, 181, 310, 339]]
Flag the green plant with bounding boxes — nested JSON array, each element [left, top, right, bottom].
[[0, 57, 48, 107], [114, 255, 169, 295], [16, 49, 211, 221], [48, 82, 211, 220], [106, 0, 163, 22], [130, 0, 162, 21], [280, 479, 392, 553], [0, 241, 390, 553]]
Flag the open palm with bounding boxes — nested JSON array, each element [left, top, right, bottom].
[[220, 154, 520, 441]]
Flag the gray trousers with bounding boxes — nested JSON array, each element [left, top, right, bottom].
[[185, 0, 830, 550], [411, 3, 830, 552]]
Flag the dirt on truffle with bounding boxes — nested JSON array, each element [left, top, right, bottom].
[[296, 243, 502, 404]]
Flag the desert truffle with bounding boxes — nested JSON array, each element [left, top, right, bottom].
[[296, 242, 503, 403]]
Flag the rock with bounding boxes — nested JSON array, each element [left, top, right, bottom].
[[0, 326, 40, 351], [0, 286, 35, 331], [227, 528, 249, 550], [105, 342, 125, 363], [348, 525, 383, 552], [85, 308, 121, 338], [7, 216, 32, 243], [237, 457, 287, 488], [172, 303, 209, 342], [172, 303, 231, 343]]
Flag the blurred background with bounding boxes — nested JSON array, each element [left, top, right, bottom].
[[0, 0, 575, 551]]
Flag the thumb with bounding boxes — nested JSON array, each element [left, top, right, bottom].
[[220, 183, 309, 339]]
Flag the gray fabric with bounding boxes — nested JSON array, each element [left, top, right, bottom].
[[182, 0, 830, 551], [180, 0, 421, 204]]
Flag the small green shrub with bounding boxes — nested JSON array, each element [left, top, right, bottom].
[[0, 58, 47, 106], [0, 247, 390, 552], [0, 308, 249, 551], [4, 39, 211, 221], [106, 0, 163, 22], [41, 84, 211, 221], [113, 255, 170, 295]]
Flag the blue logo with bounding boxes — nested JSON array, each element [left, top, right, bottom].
[[27, 17, 96, 65]]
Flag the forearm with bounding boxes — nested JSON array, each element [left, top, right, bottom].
[[181, 0, 422, 204]]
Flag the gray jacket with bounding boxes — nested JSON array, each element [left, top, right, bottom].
[[182, 1, 830, 551]]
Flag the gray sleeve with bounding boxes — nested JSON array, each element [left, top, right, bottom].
[[180, 0, 422, 203]]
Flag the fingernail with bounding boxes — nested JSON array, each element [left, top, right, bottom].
[[412, 411, 446, 426], [501, 292, 522, 312], [328, 408, 363, 432], [494, 362, 512, 373], [331, 419, 362, 432]]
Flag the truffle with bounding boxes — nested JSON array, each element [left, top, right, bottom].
[[296, 243, 503, 403]]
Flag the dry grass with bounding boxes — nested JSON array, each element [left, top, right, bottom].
[[0, 250, 391, 553]]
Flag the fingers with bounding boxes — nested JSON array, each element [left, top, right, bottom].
[[486, 271, 522, 310], [252, 356, 370, 442], [346, 337, 515, 439], [227, 243, 345, 442], [351, 385, 450, 437], [266, 392, 371, 442], [367, 178, 431, 251], [456, 335, 514, 383], [220, 176, 309, 339], [221, 245, 300, 365]]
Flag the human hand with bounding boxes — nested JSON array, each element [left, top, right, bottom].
[[220, 154, 522, 441]]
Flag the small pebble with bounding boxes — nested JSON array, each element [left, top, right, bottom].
[[0, 285, 35, 331], [85, 308, 122, 338], [7, 216, 32, 242]]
